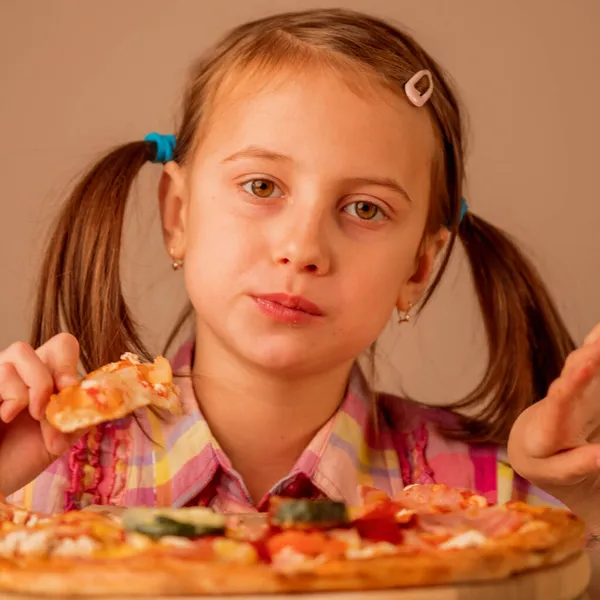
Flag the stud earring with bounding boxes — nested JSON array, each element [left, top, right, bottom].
[[171, 258, 184, 271], [397, 302, 413, 324]]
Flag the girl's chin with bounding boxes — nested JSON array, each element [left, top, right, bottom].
[[236, 336, 338, 375]]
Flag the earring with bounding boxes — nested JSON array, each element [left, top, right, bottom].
[[171, 258, 184, 271], [397, 302, 413, 324]]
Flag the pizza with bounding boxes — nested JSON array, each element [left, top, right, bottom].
[[45, 353, 182, 433], [0, 484, 586, 596]]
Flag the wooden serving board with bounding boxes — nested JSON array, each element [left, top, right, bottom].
[[0, 552, 590, 600]]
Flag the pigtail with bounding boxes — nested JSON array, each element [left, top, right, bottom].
[[30, 141, 156, 373], [446, 213, 575, 444]]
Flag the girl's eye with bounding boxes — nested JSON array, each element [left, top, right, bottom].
[[344, 200, 385, 221], [241, 179, 283, 198]]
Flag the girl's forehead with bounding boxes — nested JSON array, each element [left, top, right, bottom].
[[197, 64, 436, 179]]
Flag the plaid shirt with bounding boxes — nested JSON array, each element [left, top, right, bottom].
[[9, 342, 560, 514]]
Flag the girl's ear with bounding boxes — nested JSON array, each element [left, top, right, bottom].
[[397, 227, 449, 311], [159, 161, 188, 260]]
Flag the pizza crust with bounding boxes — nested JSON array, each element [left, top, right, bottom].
[[0, 505, 585, 596]]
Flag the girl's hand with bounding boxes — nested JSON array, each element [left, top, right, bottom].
[[0, 333, 85, 496], [508, 323, 600, 530]]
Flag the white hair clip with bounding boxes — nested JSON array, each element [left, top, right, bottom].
[[404, 70, 434, 107]]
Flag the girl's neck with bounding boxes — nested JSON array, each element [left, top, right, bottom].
[[190, 328, 352, 504]]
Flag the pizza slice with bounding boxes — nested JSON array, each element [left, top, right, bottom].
[[45, 353, 182, 433]]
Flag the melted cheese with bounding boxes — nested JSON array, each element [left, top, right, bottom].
[[518, 520, 548, 534], [12, 509, 29, 525], [125, 532, 153, 550], [120, 353, 141, 364], [0, 529, 51, 557], [346, 542, 398, 559], [395, 508, 416, 523], [329, 528, 361, 549], [159, 536, 195, 548], [213, 539, 258, 564], [439, 530, 487, 550], [271, 547, 325, 573], [53, 536, 99, 557], [80, 379, 99, 390]]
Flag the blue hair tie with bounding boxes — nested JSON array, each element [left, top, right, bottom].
[[445, 197, 469, 228], [144, 132, 176, 163], [458, 197, 469, 223]]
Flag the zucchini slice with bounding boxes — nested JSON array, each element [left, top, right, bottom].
[[270, 498, 348, 529], [122, 507, 226, 540]]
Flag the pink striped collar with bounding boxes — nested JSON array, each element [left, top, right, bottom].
[[167, 342, 405, 509]]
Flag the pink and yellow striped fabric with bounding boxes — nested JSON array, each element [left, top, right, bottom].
[[8, 342, 560, 514]]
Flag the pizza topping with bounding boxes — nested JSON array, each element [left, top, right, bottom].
[[352, 500, 403, 544], [439, 530, 488, 550], [158, 536, 196, 548], [80, 379, 100, 391], [226, 514, 269, 541], [266, 530, 347, 561], [0, 529, 52, 557], [395, 484, 488, 513], [213, 539, 258, 564], [345, 541, 398, 559], [125, 532, 153, 550], [328, 528, 362, 550], [122, 507, 226, 540], [358, 485, 391, 506], [121, 352, 141, 365], [135, 516, 200, 540], [518, 520, 549, 534], [271, 546, 326, 573], [267, 530, 328, 557], [52, 535, 99, 557], [269, 498, 348, 529], [395, 508, 416, 524], [415, 504, 525, 539], [145, 356, 171, 385], [465, 506, 527, 537]]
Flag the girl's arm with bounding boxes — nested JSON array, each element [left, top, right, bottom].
[[7, 452, 70, 514]]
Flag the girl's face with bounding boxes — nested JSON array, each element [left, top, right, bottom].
[[163, 68, 443, 376]]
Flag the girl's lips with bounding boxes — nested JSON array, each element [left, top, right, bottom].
[[252, 294, 324, 324]]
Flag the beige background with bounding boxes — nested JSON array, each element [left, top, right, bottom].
[[0, 0, 598, 404]]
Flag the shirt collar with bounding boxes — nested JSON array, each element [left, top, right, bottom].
[[165, 342, 401, 509]]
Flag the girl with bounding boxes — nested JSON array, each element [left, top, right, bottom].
[[0, 5, 599, 568]]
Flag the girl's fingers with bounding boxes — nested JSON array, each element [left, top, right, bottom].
[[0, 342, 53, 421], [35, 333, 80, 392], [0, 363, 30, 423], [561, 340, 600, 379], [40, 420, 89, 458], [0, 334, 80, 424], [514, 442, 600, 488], [517, 356, 597, 459], [584, 323, 600, 347]]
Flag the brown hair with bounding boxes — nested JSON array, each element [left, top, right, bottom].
[[31, 8, 574, 445]]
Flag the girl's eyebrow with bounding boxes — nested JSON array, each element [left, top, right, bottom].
[[221, 145, 291, 164], [344, 176, 412, 205], [221, 145, 412, 204]]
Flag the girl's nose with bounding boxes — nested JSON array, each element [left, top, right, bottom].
[[271, 207, 332, 276]]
